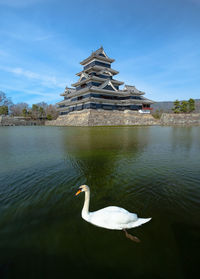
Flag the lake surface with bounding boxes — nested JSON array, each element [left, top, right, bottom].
[[0, 126, 200, 279]]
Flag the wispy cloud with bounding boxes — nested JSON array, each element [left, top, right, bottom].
[[0, 30, 54, 43], [0, 66, 66, 88], [33, 35, 54, 42], [0, 81, 62, 104], [1, 0, 200, 104]]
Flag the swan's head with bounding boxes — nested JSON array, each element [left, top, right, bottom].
[[75, 185, 89, 196]]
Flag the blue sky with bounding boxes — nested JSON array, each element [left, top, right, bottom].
[[0, 0, 200, 104]]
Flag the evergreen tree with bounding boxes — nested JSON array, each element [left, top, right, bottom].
[[46, 114, 52, 120], [22, 108, 28, 117], [172, 100, 181, 113], [0, 91, 13, 114], [31, 104, 39, 119], [39, 107, 45, 118], [0, 106, 8, 115], [180, 101, 189, 113], [188, 98, 195, 112]]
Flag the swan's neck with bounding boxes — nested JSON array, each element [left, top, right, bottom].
[[81, 190, 90, 220]]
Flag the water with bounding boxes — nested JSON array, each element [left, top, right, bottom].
[[0, 126, 200, 279]]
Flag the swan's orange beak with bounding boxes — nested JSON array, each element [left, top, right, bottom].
[[75, 189, 81, 196]]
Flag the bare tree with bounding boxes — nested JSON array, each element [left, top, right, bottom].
[[0, 91, 59, 120], [0, 91, 13, 107], [31, 103, 58, 120], [46, 104, 59, 120], [10, 103, 29, 116], [36, 102, 48, 110]]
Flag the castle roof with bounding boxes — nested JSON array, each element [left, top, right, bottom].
[[123, 85, 144, 95], [76, 66, 119, 76], [80, 47, 115, 65], [71, 75, 123, 87], [60, 86, 75, 96]]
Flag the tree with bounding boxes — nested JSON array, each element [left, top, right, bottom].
[[39, 107, 45, 118], [36, 102, 48, 110], [188, 98, 195, 112], [46, 114, 53, 120], [0, 91, 13, 109], [0, 106, 8, 115], [151, 109, 163, 119], [31, 104, 39, 119], [31, 104, 46, 119], [172, 100, 181, 113], [22, 108, 28, 117], [10, 103, 29, 116], [45, 104, 59, 120], [180, 101, 189, 113]]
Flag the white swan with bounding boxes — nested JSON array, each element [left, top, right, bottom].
[[75, 185, 151, 242]]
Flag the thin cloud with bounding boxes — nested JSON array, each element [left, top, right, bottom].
[[0, 82, 61, 104], [1, 30, 54, 43], [33, 35, 54, 42], [0, 66, 66, 88]]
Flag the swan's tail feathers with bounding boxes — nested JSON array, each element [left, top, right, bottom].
[[129, 217, 152, 229]]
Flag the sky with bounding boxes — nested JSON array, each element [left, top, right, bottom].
[[0, 0, 200, 105]]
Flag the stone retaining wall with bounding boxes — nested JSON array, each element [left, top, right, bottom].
[[46, 109, 159, 126], [0, 116, 44, 126], [2, 111, 199, 127], [160, 113, 200, 125], [46, 110, 200, 127]]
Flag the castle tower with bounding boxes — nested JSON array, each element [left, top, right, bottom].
[[57, 47, 154, 114]]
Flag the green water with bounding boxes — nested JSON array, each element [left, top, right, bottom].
[[0, 126, 200, 279]]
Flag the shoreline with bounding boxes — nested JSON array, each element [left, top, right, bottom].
[[1, 112, 200, 127], [45, 110, 200, 127]]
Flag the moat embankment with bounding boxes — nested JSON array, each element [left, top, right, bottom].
[[45, 110, 200, 126], [0, 116, 45, 126], [160, 113, 200, 125]]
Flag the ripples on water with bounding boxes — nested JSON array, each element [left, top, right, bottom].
[[0, 126, 200, 279]]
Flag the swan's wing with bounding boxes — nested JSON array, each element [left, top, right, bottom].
[[89, 206, 138, 229]]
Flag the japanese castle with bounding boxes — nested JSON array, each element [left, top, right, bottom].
[[57, 47, 154, 115]]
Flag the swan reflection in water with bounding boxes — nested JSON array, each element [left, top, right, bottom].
[[76, 185, 151, 242]]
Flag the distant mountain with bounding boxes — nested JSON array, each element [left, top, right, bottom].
[[152, 99, 200, 112]]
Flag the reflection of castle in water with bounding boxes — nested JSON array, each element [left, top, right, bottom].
[[61, 128, 150, 181]]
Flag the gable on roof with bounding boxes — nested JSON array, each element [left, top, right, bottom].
[[124, 85, 135, 90], [94, 46, 109, 59], [124, 85, 138, 93], [99, 69, 113, 76], [123, 84, 145, 95], [99, 79, 117, 91], [80, 47, 115, 65], [99, 53, 106, 57], [78, 72, 89, 82], [64, 87, 75, 94]]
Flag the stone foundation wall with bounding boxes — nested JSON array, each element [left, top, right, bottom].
[[160, 113, 200, 125], [2, 111, 199, 127], [45, 110, 200, 127], [0, 116, 45, 126], [45, 109, 159, 126]]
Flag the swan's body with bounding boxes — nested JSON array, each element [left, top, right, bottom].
[[76, 185, 151, 231]]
